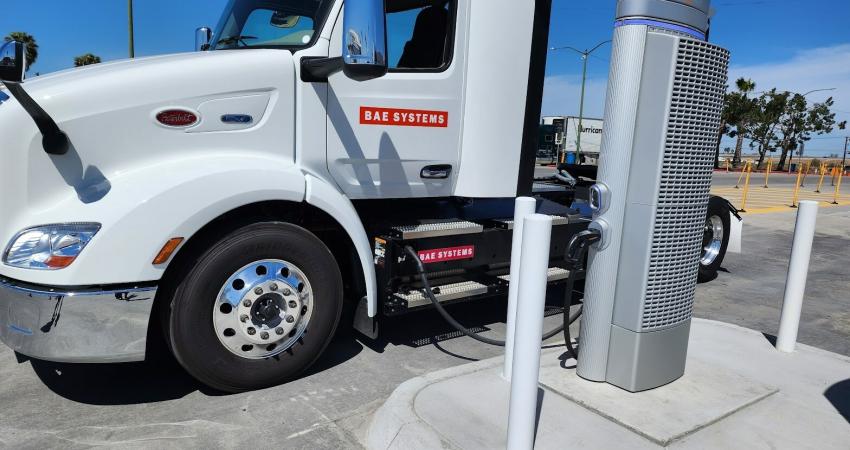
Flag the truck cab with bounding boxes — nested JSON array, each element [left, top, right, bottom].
[[0, 0, 731, 392]]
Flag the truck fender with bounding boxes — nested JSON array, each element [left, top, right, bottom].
[[305, 175, 378, 317], [7, 155, 309, 287]]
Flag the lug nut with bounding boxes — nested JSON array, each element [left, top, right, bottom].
[[247, 327, 256, 335], [240, 314, 249, 323], [288, 300, 298, 308], [269, 283, 278, 291], [276, 327, 285, 335], [282, 288, 292, 296], [254, 287, 263, 295], [260, 332, 269, 340], [243, 299, 252, 307], [286, 315, 295, 324]]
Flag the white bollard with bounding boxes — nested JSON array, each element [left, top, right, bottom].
[[506, 214, 552, 450], [504, 197, 538, 381], [776, 200, 819, 353]]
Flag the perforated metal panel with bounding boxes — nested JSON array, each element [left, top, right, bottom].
[[641, 38, 729, 331]]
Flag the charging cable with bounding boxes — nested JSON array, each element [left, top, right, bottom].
[[402, 226, 601, 348]]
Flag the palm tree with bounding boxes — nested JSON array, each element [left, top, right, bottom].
[[74, 53, 102, 67], [3, 32, 38, 71], [726, 78, 757, 167]]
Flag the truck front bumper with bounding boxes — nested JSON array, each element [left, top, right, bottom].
[[0, 277, 156, 363]]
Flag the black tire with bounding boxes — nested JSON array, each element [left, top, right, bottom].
[[698, 196, 731, 283], [167, 222, 343, 393]]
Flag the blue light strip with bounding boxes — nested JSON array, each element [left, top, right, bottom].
[[614, 18, 706, 41]]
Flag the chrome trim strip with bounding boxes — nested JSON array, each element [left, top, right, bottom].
[[0, 278, 157, 298]]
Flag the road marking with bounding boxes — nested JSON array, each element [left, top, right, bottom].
[[712, 186, 849, 214]]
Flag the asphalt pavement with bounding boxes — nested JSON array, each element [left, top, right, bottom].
[[1, 178, 848, 449]]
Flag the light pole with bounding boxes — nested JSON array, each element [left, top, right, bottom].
[[782, 88, 835, 171], [128, 0, 135, 58], [550, 40, 610, 165], [841, 136, 849, 173]]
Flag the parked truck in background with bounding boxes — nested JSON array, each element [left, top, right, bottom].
[[0, 0, 735, 392]]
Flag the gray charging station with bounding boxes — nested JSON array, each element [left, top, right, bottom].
[[578, 0, 730, 392]]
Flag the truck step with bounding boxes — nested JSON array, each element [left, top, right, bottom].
[[498, 267, 571, 283], [390, 220, 484, 240], [395, 280, 489, 309], [492, 214, 574, 230]]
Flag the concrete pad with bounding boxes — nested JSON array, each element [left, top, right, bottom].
[[538, 358, 778, 446], [414, 366, 657, 450], [367, 319, 850, 450]]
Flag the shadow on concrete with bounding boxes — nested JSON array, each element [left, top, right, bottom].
[[23, 331, 365, 405], [534, 387, 545, 447], [762, 332, 778, 347], [357, 289, 572, 362], [358, 298, 507, 358], [26, 354, 212, 405], [824, 379, 850, 423]]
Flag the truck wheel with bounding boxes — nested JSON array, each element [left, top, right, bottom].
[[167, 222, 342, 392], [698, 197, 730, 283]]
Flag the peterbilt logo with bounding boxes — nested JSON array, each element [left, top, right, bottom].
[[156, 109, 199, 128]]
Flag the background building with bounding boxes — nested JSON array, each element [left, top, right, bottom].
[[540, 115, 604, 164]]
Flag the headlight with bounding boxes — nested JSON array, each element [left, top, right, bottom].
[[3, 223, 100, 270]]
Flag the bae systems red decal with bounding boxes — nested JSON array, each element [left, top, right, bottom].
[[417, 245, 475, 264], [360, 106, 448, 128]]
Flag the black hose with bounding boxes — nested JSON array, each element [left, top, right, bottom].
[[403, 245, 584, 347], [560, 229, 601, 359]]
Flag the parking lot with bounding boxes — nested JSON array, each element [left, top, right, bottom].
[[1, 173, 849, 449]]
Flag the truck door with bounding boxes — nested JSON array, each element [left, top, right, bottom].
[[326, 0, 465, 199]]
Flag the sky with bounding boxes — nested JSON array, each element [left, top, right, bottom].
[[2, 0, 849, 155]]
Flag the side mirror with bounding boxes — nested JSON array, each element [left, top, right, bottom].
[[342, 0, 387, 81], [0, 41, 26, 82], [195, 27, 213, 52]]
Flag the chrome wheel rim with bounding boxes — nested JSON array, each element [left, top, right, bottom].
[[700, 215, 724, 266], [213, 259, 313, 359]]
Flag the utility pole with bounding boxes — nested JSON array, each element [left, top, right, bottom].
[[842, 136, 849, 173], [128, 0, 135, 58], [550, 40, 610, 165]]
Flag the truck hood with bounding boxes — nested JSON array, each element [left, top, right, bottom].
[[0, 50, 296, 280]]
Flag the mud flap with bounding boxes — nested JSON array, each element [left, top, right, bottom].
[[728, 212, 743, 254], [352, 297, 379, 340]]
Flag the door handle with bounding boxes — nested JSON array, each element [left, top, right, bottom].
[[420, 165, 453, 180]]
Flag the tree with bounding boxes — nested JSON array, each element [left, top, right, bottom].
[[725, 78, 758, 167], [74, 53, 102, 67], [714, 91, 736, 168], [747, 90, 787, 169], [3, 32, 38, 71], [774, 95, 840, 171]]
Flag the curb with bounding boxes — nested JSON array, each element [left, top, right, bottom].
[[366, 356, 506, 449]]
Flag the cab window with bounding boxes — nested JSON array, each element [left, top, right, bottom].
[[386, 0, 455, 70], [212, 0, 333, 50]]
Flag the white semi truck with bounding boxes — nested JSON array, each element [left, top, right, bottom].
[[0, 0, 734, 392]]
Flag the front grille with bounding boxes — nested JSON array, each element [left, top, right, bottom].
[[641, 38, 730, 331]]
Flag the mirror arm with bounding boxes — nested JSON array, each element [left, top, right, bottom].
[[2, 81, 69, 155], [300, 56, 344, 82]]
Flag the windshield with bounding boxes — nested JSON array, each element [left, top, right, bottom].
[[211, 0, 334, 50]]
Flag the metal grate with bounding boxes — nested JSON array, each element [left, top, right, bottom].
[[390, 221, 483, 239], [641, 38, 730, 331]]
